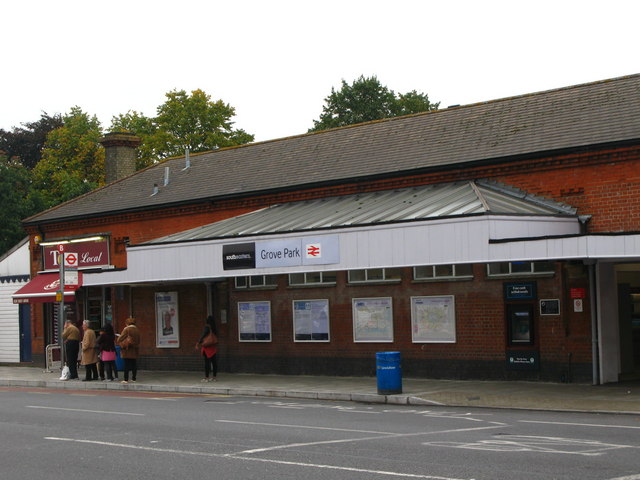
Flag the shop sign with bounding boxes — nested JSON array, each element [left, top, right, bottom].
[[504, 282, 537, 300], [223, 236, 340, 270], [43, 239, 109, 270], [506, 350, 540, 370]]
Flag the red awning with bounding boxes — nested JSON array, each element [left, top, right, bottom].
[[12, 273, 80, 304]]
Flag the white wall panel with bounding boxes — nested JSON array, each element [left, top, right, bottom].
[[0, 283, 21, 363]]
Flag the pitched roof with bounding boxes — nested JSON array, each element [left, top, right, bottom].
[[25, 74, 640, 225], [143, 179, 577, 245]]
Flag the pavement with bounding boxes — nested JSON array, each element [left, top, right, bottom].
[[1, 365, 639, 415]]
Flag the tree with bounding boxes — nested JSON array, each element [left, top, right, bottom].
[[0, 113, 63, 169], [32, 107, 105, 208], [0, 156, 45, 255], [111, 88, 254, 162], [309, 75, 439, 132]]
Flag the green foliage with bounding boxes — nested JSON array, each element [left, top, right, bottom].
[[309, 75, 439, 132], [0, 113, 63, 169], [111, 89, 254, 162], [0, 156, 45, 255], [33, 107, 105, 208]]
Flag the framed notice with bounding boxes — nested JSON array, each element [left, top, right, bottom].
[[352, 297, 393, 342], [156, 291, 179, 348], [411, 295, 456, 343], [540, 299, 560, 315], [293, 299, 330, 342], [238, 301, 272, 342]]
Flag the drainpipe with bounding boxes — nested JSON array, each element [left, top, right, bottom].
[[588, 261, 600, 385]]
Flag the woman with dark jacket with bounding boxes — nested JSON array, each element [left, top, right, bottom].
[[196, 316, 218, 382], [96, 323, 118, 381]]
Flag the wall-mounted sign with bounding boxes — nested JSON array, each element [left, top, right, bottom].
[[540, 299, 560, 315], [504, 282, 537, 300], [506, 350, 540, 371], [43, 238, 110, 270], [222, 243, 256, 270], [570, 288, 586, 299], [223, 236, 340, 270]]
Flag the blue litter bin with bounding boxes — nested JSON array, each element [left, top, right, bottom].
[[376, 351, 402, 394], [115, 346, 124, 372]]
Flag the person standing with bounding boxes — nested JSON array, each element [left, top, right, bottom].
[[117, 317, 140, 384], [96, 323, 118, 381], [196, 316, 218, 382], [80, 320, 99, 381], [62, 320, 80, 380]]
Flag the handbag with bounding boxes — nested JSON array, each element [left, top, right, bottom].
[[101, 350, 116, 362], [120, 335, 133, 349], [202, 331, 218, 347], [60, 364, 70, 380]]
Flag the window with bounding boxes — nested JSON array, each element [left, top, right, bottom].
[[235, 275, 278, 289], [348, 268, 402, 283], [487, 261, 554, 277], [414, 264, 473, 280], [289, 271, 337, 286]]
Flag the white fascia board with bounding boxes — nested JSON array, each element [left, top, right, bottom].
[[84, 215, 582, 286]]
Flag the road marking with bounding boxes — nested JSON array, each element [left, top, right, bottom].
[[608, 475, 640, 480], [230, 423, 506, 455], [521, 420, 640, 430], [27, 405, 144, 416], [423, 435, 634, 456], [217, 419, 396, 435], [44, 436, 467, 480]]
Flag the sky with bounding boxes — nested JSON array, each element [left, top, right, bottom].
[[2, 0, 638, 143]]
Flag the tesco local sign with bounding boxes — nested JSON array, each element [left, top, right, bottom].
[[43, 238, 110, 270]]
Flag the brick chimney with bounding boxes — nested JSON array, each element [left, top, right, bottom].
[[99, 131, 141, 183]]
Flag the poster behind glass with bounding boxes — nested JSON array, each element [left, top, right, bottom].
[[293, 299, 330, 341], [411, 295, 456, 343], [352, 297, 393, 342], [156, 291, 179, 348], [238, 301, 272, 341]]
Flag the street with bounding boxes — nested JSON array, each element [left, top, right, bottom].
[[1, 386, 639, 479]]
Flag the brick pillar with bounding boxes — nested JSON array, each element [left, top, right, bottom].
[[99, 132, 142, 183]]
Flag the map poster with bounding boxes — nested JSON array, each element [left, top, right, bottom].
[[352, 297, 393, 342], [238, 301, 272, 341], [411, 295, 456, 343], [293, 299, 330, 342]]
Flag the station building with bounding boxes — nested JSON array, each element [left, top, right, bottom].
[[15, 74, 640, 384]]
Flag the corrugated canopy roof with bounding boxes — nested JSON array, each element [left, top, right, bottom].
[[25, 74, 640, 225], [143, 180, 577, 244]]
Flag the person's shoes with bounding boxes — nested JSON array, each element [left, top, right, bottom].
[[130, 380, 136, 383], [82, 379, 90, 382], [121, 380, 128, 384], [211, 377, 217, 382], [201, 378, 209, 382], [100, 378, 105, 381]]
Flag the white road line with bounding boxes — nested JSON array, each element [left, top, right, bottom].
[[217, 419, 396, 435], [44, 436, 467, 480], [521, 420, 640, 430], [27, 406, 144, 416], [225, 454, 467, 479], [229, 423, 507, 455], [608, 475, 640, 480]]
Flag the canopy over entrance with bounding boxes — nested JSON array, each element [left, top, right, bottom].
[[12, 272, 80, 304]]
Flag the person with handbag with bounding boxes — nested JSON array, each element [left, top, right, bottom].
[[96, 323, 118, 381], [196, 315, 218, 382], [61, 320, 80, 380], [117, 317, 140, 384]]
